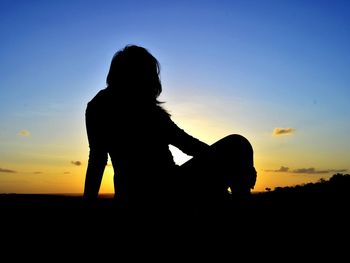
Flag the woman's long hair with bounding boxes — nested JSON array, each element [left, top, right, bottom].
[[106, 45, 162, 105]]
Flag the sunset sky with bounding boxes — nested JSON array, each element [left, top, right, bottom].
[[0, 0, 349, 194]]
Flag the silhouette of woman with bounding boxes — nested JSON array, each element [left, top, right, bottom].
[[83, 45, 257, 211]]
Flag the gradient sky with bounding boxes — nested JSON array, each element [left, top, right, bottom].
[[0, 0, 349, 194]]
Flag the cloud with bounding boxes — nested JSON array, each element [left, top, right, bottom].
[[273, 128, 295, 136], [292, 168, 322, 174], [265, 166, 290, 172], [64, 171, 71, 174], [71, 161, 81, 166], [18, 130, 31, 137], [33, 171, 43, 174], [292, 168, 348, 174], [265, 167, 348, 174], [0, 167, 17, 173]]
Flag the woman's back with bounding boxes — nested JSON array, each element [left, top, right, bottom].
[[86, 88, 179, 205]]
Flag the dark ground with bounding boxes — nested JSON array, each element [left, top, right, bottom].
[[1, 174, 349, 259]]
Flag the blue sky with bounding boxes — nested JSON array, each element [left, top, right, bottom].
[[0, 0, 349, 193]]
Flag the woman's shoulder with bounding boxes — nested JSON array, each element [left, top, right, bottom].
[[154, 104, 173, 123], [155, 104, 171, 116], [87, 88, 110, 107]]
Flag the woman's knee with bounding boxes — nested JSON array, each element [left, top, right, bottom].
[[209, 134, 255, 171], [214, 134, 253, 152]]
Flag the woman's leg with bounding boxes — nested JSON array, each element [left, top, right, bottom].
[[178, 134, 257, 206]]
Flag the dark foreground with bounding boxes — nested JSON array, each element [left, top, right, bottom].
[[1, 188, 348, 230], [1, 175, 349, 258]]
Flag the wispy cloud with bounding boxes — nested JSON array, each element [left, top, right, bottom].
[[64, 171, 71, 174], [265, 166, 347, 174], [33, 171, 43, 174], [292, 168, 348, 174], [273, 128, 295, 136], [0, 167, 17, 173], [18, 130, 30, 137], [265, 166, 290, 172], [71, 161, 81, 166]]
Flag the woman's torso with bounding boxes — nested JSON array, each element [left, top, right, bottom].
[[89, 88, 178, 202]]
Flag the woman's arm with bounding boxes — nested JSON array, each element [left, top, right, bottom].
[[168, 118, 209, 157], [83, 148, 107, 202], [83, 104, 108, 203]]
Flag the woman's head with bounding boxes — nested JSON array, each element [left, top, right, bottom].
[[106, 45, 162, 103]]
